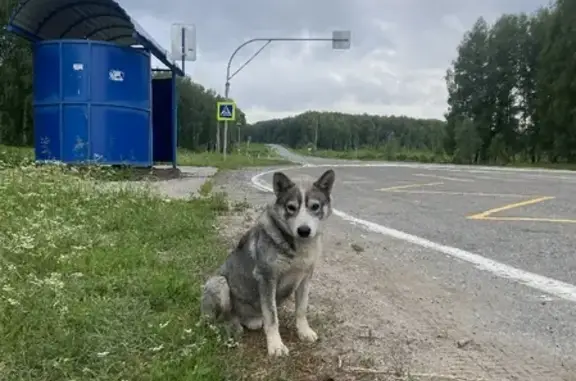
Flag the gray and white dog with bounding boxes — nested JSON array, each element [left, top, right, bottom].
[[201, 169, 335, 357]]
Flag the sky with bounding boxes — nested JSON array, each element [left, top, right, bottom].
[[120, 0, 548, 124]]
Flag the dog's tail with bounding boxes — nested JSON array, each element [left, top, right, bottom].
[[200, 275, 232, 320]]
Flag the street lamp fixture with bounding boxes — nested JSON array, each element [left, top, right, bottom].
[[219, 30, 351, 159]]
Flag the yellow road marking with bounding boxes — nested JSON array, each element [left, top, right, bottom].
[[413, 173, 474, 182], [387, 190, 529, 198], [467, 196, 555, 220], [377, 182, 443, 192], [379, 182, 575, 223]]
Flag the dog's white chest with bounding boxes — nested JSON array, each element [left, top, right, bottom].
[[288, 238, 321, 269], [277, 238, 321, 290]]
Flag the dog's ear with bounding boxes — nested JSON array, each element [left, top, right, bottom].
[[314, 169, 335, 195], [273, 172, 295, 196]]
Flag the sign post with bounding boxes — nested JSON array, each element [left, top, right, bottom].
[[216, 101, 236, 160], [169, 23, 196, 168]]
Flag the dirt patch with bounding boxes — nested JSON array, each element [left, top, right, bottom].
[[211, 169, 575, 381]]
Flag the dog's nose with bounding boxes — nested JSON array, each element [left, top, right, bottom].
[[297, 225, 311, 238]]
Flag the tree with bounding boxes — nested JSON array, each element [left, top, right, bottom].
[[445, 17, 493, 163], [453, 118, 482, 164], [444, 0, 576, 164], [0, 0, 33, 146]]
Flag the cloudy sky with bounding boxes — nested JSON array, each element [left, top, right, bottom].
[[121, 0, 546, 123]]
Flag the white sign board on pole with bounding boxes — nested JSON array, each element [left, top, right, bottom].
[[332, 30, 351, 50], [170, 23, 197, 61]]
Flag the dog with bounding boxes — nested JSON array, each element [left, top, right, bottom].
[[201, 169, 335, 357]]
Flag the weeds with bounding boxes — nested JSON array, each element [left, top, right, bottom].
[[295, 147, 449, 163], [0, 162, 235, 380], [296, 146, 576, 170], [177, 144, 290, 169], [0, 144, 290, 173]]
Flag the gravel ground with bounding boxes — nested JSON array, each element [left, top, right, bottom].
[[151, 166, 218, 198], [95, 166, 218, 199]]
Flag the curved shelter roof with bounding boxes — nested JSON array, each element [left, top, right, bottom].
[[6, 0, 183, 76]]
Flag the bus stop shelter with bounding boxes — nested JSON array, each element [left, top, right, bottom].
[[5, 0, 184, 167]]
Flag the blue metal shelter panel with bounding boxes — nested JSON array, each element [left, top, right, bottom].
[[152, 77, 174, 162], [33, 105, 61, 161], [90, 43, 151, 108], [33, 42, 60, 103], [61, 43, 90, 102], [31, 39, 153, 166], [62, 105, 89, 162], [90, 105, 151, 165]]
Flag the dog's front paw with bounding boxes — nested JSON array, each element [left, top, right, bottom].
[[297, 325, 318, 342], [267, 338, 290, 357]]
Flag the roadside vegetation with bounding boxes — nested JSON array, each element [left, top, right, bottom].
[[295, 146, 576, 171], [295, 146, 450, 164], [0, 143, 289, 173], [177, 143, 290, 169], [0, 157, 239, 380]]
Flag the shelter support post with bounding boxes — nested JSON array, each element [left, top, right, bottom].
[[172, 70, 178, 168]]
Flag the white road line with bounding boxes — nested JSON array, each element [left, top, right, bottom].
[[251, 164, 576, 303]]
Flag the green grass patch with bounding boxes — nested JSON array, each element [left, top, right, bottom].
[[0, 144, 290, 172], [0, 145, 175, 182], [0, 163, 237, 381], [0, 145, 34, 167], [295, 147, 576, 171], [295, 147, 450, 163], [177, 144, 290, 169], [500, 161, 576, 171]]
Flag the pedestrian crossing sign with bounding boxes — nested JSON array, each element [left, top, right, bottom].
[[217, 101, 236, 121]]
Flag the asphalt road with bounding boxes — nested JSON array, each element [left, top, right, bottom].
[[263, 144, 576, 365], [270, 144, 576, 285]]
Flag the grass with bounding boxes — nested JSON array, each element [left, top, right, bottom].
[[0, 161, 239, 381], [0, 145, 34, 167], [501, 161, 576, 171], [295, 147, 449, 163], [295, 147, 576, 171], [177, 144, 290, 169], [6, 143, 576, 172], [0, 143, 290, 175]]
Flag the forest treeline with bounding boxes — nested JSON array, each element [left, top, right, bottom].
[[243, 111, 446, 159], [0, 0, 245, 152], [247, 0, 576, 165]]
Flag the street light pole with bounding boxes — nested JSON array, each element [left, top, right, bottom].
[[221, 32, 351, 159]]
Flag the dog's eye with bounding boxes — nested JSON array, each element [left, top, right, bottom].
[[286, 204, 298, 213], [310, 203, 320, 212]]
